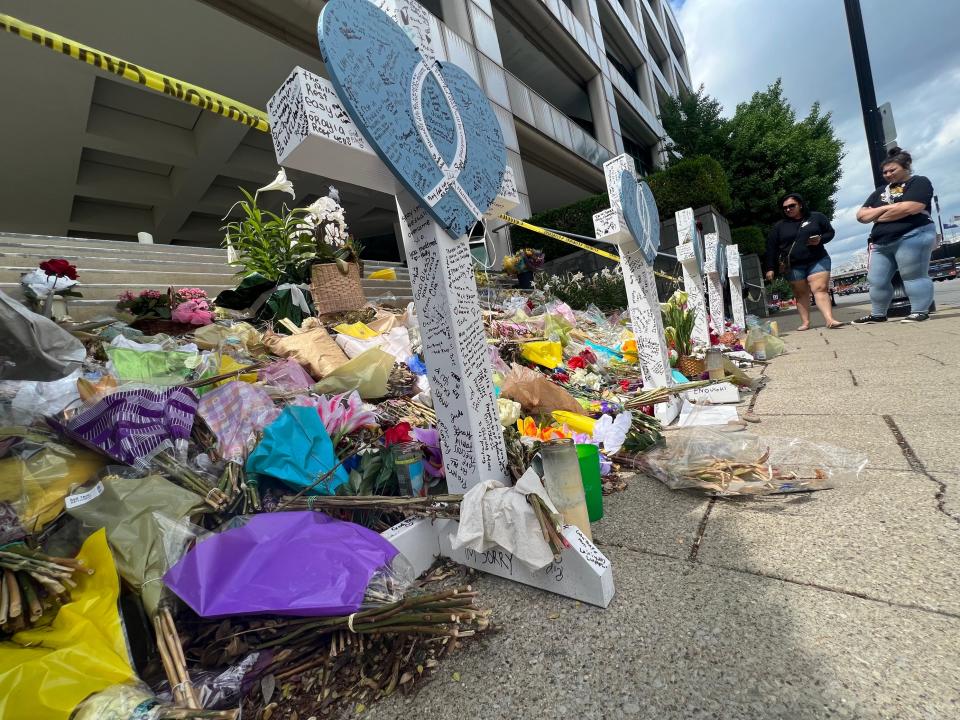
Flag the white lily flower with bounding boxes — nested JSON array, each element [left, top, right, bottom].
[[256, 168, 295, 199], [592, 412, 633, 455]]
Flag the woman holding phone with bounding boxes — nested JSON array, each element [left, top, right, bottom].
[[765, 193, 842, 330]]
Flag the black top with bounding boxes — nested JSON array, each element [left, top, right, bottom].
[[764, 211, 835, 274], [862, 175, 934, 245]]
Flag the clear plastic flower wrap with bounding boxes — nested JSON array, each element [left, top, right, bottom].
[[633, 428, 868, 496]]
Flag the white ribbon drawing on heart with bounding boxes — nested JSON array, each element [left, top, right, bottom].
[[624, 175, 655, 264], [409, 59, 484, 222]]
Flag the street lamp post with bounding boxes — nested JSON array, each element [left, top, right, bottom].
[[843, 0, 886, 188]]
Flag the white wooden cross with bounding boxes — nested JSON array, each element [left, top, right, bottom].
[[726, 244, 747, 329], [592, 154, 681, 425], [674, 208, 710, 347], [704, 232, 727, 329], [267, 0, 612, 606]]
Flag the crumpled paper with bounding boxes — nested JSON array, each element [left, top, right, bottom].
[[453, 468, 562, 571], [263, 320, 348, 380], [500, 363, 582, 414]]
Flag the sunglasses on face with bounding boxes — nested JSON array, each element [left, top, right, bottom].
[[783, 204, 799, 210]]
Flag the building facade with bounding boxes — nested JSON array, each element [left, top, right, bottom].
[[0, 0, 690, 261]]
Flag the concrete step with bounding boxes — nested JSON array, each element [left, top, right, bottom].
[[0, 233, 228, 257], [0, 267, 237, 287], [0, 248, 235, 272], [1, 282, 236, 302]]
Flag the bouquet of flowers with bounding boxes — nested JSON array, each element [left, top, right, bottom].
[[116, 287, 214, 326], [20, 258, 82, 316], [502, 248, 545, 276]]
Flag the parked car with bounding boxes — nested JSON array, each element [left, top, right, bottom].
[[930, 258, 958, 282]]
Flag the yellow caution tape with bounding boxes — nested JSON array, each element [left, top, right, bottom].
[[0, 13, 270, 132], [497, 214, 681, 283], [497, 213, 621, 262]]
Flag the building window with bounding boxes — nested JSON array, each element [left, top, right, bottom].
[[622, 135, 653, 176], [606, 52, 638, 92], [417, 0, 444, 22]]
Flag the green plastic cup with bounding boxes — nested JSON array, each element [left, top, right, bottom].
[[576, 444, 603, 522]]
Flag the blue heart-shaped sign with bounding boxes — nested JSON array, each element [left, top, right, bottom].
[[318, 0, 506, 239], [620, 171, 660, 264]]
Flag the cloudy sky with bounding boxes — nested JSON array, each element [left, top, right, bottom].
[[671, 0, 960, 266]]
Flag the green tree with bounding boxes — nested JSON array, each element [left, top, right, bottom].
[[723, 80, 844, 226], [646, 155, 731, 218], [730, 226, 766, 257], [659, 84, 729, 164], [659, 80, 844, 230]]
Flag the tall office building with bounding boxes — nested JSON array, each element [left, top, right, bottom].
[[0, 0, 690, 261]]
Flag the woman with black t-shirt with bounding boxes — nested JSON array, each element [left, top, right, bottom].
[[764, 193, 842, 330], [853, 147, 936, 324]]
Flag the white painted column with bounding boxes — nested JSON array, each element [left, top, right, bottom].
[[675, 208, 710, 347], [704, 232, 726, 329], [727, 244, 746, 329], [593, 154, 680, 425]]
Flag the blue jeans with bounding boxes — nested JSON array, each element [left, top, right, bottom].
[[787, 254, 831, 282], [868, 224, 936, 316]]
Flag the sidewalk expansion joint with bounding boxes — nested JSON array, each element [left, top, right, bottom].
[[598, 542, 960, 620], [919, 353, 947, 366], [882, 415, 960, 525], [848, 369, 859, 387], [688, 498, 716, 562], [695, 561, 960, 620], [746, 365, 768, 413]]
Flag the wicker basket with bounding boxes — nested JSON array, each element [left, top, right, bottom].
[[676, 355, 706, 379], [310, 262, 365, 315]]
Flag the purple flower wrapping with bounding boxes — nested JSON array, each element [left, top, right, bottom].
[[164, 511, 399, 617], [59, 386, 198, 466]]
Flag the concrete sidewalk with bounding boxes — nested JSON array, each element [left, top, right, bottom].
[[370, 299, 960, 720]]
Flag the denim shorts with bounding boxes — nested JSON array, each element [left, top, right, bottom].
[[787, 255, 831, 282]]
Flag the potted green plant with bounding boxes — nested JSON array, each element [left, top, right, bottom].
[[222, 171, 365, 316], [661, 290, 705, 378], [302, 191, 366, 315]]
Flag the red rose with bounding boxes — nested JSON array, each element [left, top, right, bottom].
[[581, 349, 598, 365], [39, 258, 78, 280], [619, 380, 631, 392], [552, 371, 570, 384], [640, 405, 654, 417], [383, 422, 412, 447], [567, 356, 587, 370]]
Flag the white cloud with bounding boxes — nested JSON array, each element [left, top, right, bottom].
[[673, 0, 960, 263]]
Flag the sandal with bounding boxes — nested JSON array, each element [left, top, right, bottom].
[[827, 321, 845, 329], [795, 324, 810, 331]]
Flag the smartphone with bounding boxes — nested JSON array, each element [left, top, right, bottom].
[[807, 234, 822, 244]]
